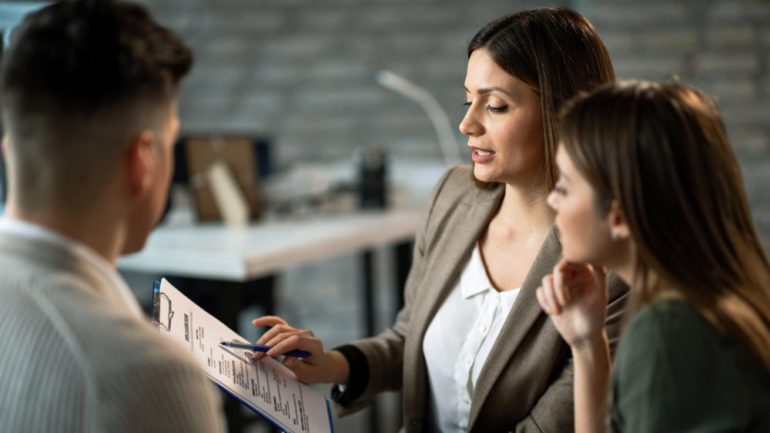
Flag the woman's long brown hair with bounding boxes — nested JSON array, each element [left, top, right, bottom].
[[560, 81, 770, 370]]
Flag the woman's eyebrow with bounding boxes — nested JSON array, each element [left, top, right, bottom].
[[464, 86, 513, 96]]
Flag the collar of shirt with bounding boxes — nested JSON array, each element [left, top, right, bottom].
[[0, 217, 144, 320], [459, 244, 494, 299]]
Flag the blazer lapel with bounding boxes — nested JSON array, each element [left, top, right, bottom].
[[467, 227, 562, 427], [402, 185, 503, 421]]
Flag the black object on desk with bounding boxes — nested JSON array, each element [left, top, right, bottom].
[[358, 147, 388, 210]]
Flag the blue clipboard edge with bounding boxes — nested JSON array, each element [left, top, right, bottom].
[[151, 280, 161, 325], [212, 375, 335, 433], [213, 381, 290, 432], [325, 398, 335, 433], [150, 279, 335, 433]]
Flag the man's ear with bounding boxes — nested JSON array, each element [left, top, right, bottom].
[[125, 130, 156, 197], [607, 200, 631, 241]]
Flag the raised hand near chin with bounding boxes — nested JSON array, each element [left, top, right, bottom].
[[536, 259, 608, 349]]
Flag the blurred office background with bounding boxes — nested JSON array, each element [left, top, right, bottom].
[[132, 1, 770, 432], [137, 0, 770, 238], [2, 0, 770, 432]]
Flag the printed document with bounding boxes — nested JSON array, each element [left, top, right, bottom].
[[152, 278, 335, 433]]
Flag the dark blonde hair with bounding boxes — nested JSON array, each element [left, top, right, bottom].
[[560, 80, 770, 370], [468, 7, 615, 190]]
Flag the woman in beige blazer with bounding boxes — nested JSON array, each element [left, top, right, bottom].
[[254, 7, 628, 432]]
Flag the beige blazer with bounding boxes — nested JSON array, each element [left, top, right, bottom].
[[342, 165, 628, 432]]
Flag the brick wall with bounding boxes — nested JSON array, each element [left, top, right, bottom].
[[139, 0, 770, 242], [589, 0, 770, 153], [139, 0, 769, 155], [139, 0, 549, 162]]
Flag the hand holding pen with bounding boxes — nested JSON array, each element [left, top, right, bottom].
[[250, 315, 350, 385]]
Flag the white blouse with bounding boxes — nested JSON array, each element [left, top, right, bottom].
[[422, 243, 520, 433]]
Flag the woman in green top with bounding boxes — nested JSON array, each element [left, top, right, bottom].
[[537, 80, 770, 432]]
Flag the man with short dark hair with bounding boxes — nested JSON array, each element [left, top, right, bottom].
[[0, 1, 225, 431]]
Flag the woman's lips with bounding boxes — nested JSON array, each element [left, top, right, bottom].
[[470, 147, 495, 163]]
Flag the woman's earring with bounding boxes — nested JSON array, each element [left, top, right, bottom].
[[611, 231, 620, 241]]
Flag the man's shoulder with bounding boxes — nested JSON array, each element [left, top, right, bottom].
[[0, 271, 208, 397], [0, 236, 50, 280], [59, 290, 201, 376], [0, 264, 201, 380], [6, 281, 223, 432]]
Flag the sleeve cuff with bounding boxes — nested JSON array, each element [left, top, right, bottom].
[[330, 344, 369, 405]]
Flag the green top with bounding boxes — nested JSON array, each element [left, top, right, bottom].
[[611, 300, 770, 432]]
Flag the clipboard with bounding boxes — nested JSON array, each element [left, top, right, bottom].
[[152, 279, 335, 433]]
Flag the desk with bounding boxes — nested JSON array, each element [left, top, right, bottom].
[[119, 207, 422, 433], [120, 208, 420, 282]]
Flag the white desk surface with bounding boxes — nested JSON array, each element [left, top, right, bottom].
[[118, 207, 422, 282]]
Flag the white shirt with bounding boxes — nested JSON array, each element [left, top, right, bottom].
[[423, 243, 521, 433], [0, 217, 226, 433], [0, 217, 144, 320]]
